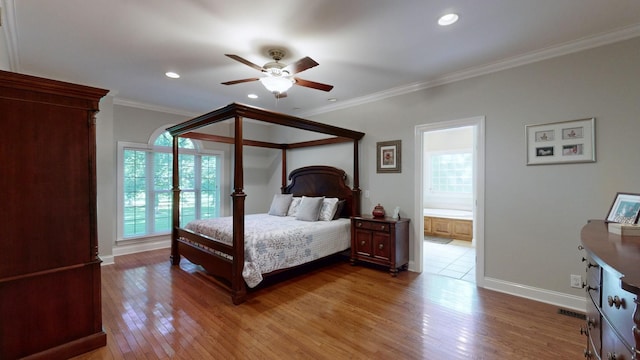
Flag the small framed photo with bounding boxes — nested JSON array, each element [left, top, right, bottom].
[[606, 192, 640, 224], [376, 140, 401, 173], [525, 118, 595, 165]]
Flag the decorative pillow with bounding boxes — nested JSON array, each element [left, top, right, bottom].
[[332, 200, 346, 220], [268, 194, 293, 216], [287, 197, 302, 217], [318, 198, 340, 221], [295, 196, 325, 221]]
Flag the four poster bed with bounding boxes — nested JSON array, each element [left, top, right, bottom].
[[167, 103, 365, 304]]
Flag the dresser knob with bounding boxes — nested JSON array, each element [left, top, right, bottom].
[[607, 295, 624, 309], [360, 240, 366, 246], [378, 243, 384, 250]]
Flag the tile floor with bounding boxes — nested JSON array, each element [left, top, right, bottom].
[[423, 238, 476, 282]]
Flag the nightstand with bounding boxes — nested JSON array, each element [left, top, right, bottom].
[[350, 215, 410, 276]]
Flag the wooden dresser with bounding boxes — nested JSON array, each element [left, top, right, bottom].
[[350, 215, 410, 276], [0, 70, 108, 359], [580, 220, 640, 359]]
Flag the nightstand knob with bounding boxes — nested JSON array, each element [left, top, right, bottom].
[[379, 225, 386, 231], [361, 240, 366, 246], [378, 243, 384, 250], [357, 222, 363, 227]]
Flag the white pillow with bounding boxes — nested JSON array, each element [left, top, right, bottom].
[[318, 198, 340, 221], [295, 196, 325, 221], [268, 194, 293, 216], [287, 197, 302, 216]]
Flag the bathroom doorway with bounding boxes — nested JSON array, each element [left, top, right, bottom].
[[414, 117, 485, 285]]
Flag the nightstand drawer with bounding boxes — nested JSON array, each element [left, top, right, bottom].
[[354, 220, 389, 232]]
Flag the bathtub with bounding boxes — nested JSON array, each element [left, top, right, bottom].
[[423, 208, 473, 241]]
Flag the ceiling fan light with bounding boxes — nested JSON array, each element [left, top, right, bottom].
[[259, 76, 294, 94]]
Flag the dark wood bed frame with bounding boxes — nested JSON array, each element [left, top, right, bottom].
[[167, 103, 364, 304]]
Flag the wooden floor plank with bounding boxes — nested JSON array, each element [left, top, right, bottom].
[[71, 249, 585, 359]]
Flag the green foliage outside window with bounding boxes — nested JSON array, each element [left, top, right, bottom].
[[122, 131, 219, 238]]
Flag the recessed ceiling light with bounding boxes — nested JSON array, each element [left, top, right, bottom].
[[165, 71, 180, 79], [248, 94, 258, 99], [438, 13, 459, 26]]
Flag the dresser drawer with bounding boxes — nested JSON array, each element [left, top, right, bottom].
[[601, 269, 635, 350], [586, 294, 601, 355], [354, 220, 390, 232], [602, 319, 634, 360]]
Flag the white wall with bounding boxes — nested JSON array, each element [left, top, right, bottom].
[[0, 12, 11, 70], [296, 37, 640, 307]]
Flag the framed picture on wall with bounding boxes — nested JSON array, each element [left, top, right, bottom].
[[606, 192, 640, 224], [525, 118, 595, 165], [376, 140, 401, 173]]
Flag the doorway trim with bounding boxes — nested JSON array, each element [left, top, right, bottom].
[[413, 116, 485, 286]]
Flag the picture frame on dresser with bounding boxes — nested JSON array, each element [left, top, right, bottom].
[[605, 192, 640, 224], [525, 117, 595, 165]]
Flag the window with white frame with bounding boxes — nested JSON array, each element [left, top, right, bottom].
[[119, 126, 222, 240]]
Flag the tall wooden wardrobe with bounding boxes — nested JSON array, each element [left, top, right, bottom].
[[0, 70, 108, 359]]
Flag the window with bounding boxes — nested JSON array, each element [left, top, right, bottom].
[[119, 126, 222, 240], [429, 152, 472, 194]]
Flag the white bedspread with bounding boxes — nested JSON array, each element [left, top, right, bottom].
[[185, 214, 351, 287]]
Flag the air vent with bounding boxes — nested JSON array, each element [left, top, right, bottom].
[[558, 308, 586, 320]]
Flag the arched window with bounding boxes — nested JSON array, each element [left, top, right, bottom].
[[119, 126, 222, 240]]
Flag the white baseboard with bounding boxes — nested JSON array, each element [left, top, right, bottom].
[[100, 255, 115, 266], [407, 262, 586, 312], [99, 238, 170, 266], [484, 277, 586, 312]]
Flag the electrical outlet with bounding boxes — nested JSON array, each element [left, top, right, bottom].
[[570, 274, 582, 288], [364, 190, 370, 198]]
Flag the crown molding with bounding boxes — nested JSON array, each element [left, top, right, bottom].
[[113, 98, 200, 118], [301, 24, 640, 117]]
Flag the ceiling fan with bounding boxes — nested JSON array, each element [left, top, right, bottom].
[[221, 49, 334, 98]]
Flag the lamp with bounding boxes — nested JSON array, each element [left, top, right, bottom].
[[259, 75, 294, 94]]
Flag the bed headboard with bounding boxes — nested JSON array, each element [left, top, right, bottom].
[[283, 166, 356, 218]]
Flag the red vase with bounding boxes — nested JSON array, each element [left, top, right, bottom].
[[372, 204, 385, 218]]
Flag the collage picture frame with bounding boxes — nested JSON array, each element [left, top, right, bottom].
[[525, 118, 595, 165]]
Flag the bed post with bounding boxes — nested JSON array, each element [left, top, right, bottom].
[[231, 115, 247, 304], [281, 149, 287, 192], [352, 139, 361, 216], [170, 136, 181, 265]]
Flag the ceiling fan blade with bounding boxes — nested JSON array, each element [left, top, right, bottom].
[[285, 56, 319, 74], [221, 78, 260, 85], [294, 77, 334, 92], [224, 54, 265, 72]]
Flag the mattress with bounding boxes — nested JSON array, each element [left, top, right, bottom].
[[185, 214, 351, 287]]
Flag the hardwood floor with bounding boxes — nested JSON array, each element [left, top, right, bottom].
[[72, 249, 585, 359]]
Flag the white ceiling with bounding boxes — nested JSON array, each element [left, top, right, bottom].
[[3, 0, 640, 117]]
